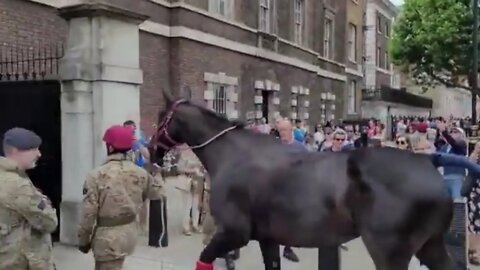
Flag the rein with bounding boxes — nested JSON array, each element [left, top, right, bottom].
[[151, 99, 237, 151]]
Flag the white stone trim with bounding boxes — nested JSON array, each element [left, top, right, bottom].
[[204, 72, 238, 85], [272, 97, 280, 105], [227, 91, 238, 102], [346, 67, 363, 77], [204, 89, 214, 100], [376, 67, 393, 75], [291, 86, 299, 94], [255, 80, 265, 90], [254, 95, 263, 104], [291, 112, 298, 119], [273, 111, 280, 118], [27, 0, 347, 75], [304, 88, 310, 95], [304, 100, 310, 107], [303, 112, 309, 120], [273, 83, 280, 91], [264, 80, 272, 90], [255, 110, 263, 119], [140, 22, 347, 81], [291, 99, 298, 106]]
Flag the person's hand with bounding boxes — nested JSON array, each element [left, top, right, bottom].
[[437, 121, 447, 132], [78, 243, 91, 254]]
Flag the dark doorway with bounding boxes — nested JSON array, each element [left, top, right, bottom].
[[261, 90, 271, 123], [0, 81, 62, 241]]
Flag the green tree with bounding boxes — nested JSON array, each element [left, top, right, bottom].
[[389, 0, 477, 119]]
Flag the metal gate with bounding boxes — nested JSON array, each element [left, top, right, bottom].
[[0, 42, 64, 241]]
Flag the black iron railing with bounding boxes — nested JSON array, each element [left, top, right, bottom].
[[0, 43, 64, 81], [362, 85, 433, 109]]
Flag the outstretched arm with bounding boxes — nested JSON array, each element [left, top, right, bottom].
[[430, 152, 479, 174]]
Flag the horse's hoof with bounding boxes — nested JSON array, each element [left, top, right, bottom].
[[232, 249, 240, 260], [195, 261, 214, 270]]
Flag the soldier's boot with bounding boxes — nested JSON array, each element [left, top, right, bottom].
[[224, 253, 235, 270], [283, 246, 300, 262]]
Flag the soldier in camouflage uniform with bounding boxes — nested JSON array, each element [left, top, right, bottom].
[[0, 127, 58, 270], [174, 147, 205, 235], [77, 125, 165, 269]]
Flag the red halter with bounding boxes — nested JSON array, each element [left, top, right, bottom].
[[151, 99, 187, 151]]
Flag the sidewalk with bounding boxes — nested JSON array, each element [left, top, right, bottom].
[[53, 234, 442, 270]]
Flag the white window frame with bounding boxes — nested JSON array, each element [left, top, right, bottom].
[[376, 47, 381, 67], [324, 18, 333, 59], [385, 22, 390, 37], [384, 51, 389, 70], [348, 80, 357, 114], [208, 0, 233, 19], [348, 23, 357, 62], [377, 16, 382, 33], [259, 0, 271, 33], [294, 0, 303, 45]]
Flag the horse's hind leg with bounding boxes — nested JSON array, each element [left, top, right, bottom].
[[259, 239, 281, 270], [415, 234, 454, 270], [361, 232, 412, 270], [196, 230, 249, 270]]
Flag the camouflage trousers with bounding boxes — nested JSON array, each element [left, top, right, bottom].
[[94, 258, 125, 270], [202, 190, 216, 245]]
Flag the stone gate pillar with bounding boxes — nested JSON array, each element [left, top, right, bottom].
[[58, 3, 147, 245]]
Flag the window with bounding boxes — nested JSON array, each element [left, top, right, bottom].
[[209, 0, 233, 18], [213, 84, 227, 116], [324, 18, 333, 59], [294, 0, 303, 44], [376, 47, 381, 67], [259, 0, 276, 33], [384, 51, 389, 69], [348, 80, 357, 114], [348, 23, 357, 62], [377, 16, 382, 33], [385, 22, 390, 37]]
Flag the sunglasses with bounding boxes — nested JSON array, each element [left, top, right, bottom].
[[396, 140, 406, 145], [334, 138, 345, 142]]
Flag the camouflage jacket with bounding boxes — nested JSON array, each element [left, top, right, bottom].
[[78, 153, 164, 261], [0, 157, 58, 270]]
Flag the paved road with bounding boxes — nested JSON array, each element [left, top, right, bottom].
[[54, 234, 474, 270]]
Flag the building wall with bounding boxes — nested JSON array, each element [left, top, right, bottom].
[[345, 0, 365, 118], [407, 85, 472, 118], [364, 0, 396, 89]]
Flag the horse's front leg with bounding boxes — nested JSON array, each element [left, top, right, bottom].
[[196, 230, 249, 270], [259, 239, 281, 270]]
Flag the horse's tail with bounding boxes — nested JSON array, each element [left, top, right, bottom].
[[346, 152, 372, 193]]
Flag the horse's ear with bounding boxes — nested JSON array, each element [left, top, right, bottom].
[[162, 89, 174, 106]]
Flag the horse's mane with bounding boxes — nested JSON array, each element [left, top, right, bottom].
[[158, 99, 245, 129]]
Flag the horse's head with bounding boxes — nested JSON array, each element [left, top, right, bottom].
[[149, 89, 243, 165]]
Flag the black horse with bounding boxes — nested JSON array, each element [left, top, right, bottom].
[[151, 92, 454, 270]]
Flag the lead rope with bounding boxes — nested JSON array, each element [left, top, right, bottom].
[[178, 125, 238, 150]]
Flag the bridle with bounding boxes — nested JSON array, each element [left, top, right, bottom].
[[150, 99, 237, 151]]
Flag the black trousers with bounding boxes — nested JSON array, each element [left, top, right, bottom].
[[318, 247, 340, 270], [148, 198, 168, 247]]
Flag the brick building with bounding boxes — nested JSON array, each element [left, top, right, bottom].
[[0, 0, 367, 243], [361, 0, 433, 126]]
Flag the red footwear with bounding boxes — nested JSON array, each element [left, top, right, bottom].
[[195, 261, 214, 270]]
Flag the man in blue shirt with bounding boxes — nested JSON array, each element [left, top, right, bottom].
[[123, 120, 150, 167], [277, 119, 303, 262]]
